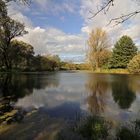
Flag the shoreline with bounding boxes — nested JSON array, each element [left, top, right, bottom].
[[0, 69, 139, 75]]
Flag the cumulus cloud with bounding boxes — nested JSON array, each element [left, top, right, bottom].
[[18, 27, 86, 57]]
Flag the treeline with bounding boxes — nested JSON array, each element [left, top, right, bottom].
[[87, 28, 140, 74], [0, 38, 62, 71], [0, 37, 91, 71], [61, 62, 91, 70]]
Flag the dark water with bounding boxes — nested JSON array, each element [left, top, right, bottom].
[[0, 72, 140, 139]]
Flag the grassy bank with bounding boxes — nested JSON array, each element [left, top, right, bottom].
[[76, 69, 130, 74], [94, 69, 129, 74], [0, 69, 130, 75]]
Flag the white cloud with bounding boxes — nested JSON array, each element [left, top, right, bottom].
[[8, 1, 32, 27], [34, 0, 78, 15], [18, 27, 86, 58]]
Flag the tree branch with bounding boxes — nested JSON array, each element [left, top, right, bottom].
[[89, 0, 114, 19], [89, 0, 140, 25], [107, 10, 140, 26]]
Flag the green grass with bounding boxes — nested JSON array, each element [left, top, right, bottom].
[[0, 68, 130, 74], [76, 69, 129, 74], [93, 68, 129, 74]]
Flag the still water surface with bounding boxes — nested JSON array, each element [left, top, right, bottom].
[[0, 71, 140, 139]]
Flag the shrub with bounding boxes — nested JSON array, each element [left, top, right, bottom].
[[127, 54, 140, 74]]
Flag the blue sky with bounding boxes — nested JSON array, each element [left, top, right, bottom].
[[8, 0, 140, 63], [23, 0, 84, 34]]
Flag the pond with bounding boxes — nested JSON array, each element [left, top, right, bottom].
[[0, 71, 140, 140]]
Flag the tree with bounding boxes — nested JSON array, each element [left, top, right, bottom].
[[47, 54, 61, 70], [0, 0, 27, 70], [87, 28, 110, 70], [0, 0, 7, 20], [10, 40, 34, 70], [127, 53, 140, 74], [32, 55, 61, 71], [109, 36, 137, 68]]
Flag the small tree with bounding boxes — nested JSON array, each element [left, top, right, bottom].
[[128, 54, 140, 74], [109, 36, 137, 68], [87, 28, 110, 70]]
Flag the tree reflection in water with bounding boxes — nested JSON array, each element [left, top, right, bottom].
[[0, 74, 33, 124], [0, 73, 59, 124], [85, 74, 110, 115], [112, 76, 136, 109]]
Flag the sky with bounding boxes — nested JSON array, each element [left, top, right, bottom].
[[7, 0, 140, 63]]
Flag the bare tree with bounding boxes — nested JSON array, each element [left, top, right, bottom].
[[87, 28, 110, 70], [89, 0, 140, 25]]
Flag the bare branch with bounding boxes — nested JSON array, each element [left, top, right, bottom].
[[89, 0, 140, 26], [107, 10, 140, 26], [89, 0, 114, 19]]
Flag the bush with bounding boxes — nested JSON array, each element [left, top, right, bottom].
[[127, 54, 140, 74]]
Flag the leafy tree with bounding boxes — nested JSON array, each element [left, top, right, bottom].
[[127, 53, 140, 74], [10, 40, 34, 70], [47, 55, 61, 70], [32, 55, 61, 71], [87, 28, 110, 70], [0, 0, 27, 70], [109, 36, 137, 68]]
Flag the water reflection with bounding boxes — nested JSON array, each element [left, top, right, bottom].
[[85, 74, 110, 115], [0, 74, 33, 124], [0, 72, 140, 140], [57, 115, 140, 140], [112, 76, 136, 109], [0, 73, 60, 124]]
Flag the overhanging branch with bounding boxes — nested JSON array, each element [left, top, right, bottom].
[[89, 0, 140, 25], [107, 10, 140, 26], [89, 0, 114, 19]]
